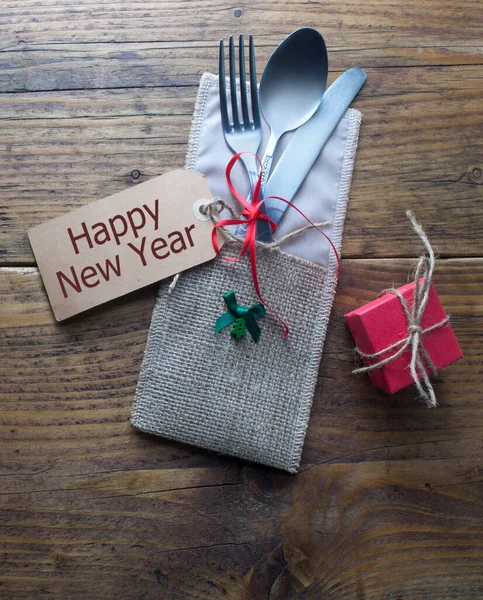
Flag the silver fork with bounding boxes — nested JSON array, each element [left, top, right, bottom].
[[219, 35, 272, 242]]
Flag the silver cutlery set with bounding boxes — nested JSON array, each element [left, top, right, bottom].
[[219, 28, 366, 241]]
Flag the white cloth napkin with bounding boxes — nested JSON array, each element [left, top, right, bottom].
[[185, 73, 362, 268]]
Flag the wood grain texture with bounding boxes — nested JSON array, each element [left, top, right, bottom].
[[0, 1, 482, 264], [1, 259, 482, 599], [1, 65, 482, 264], [1, 0, 481, 48], [1, 1, 483, 598]]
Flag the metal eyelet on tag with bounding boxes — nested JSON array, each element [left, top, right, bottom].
[[193, 199, 212, 222]]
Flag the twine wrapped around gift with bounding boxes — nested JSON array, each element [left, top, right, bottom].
[[353, 211, 449, 408]]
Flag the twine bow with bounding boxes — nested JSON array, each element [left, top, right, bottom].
[[353, 211, 449, 408], [215, 290, 266, 342]]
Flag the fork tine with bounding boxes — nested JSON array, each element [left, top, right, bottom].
[[219, 40, 230, 133], [228, 36, 241, 129], [238, 35, 250, 127], [249, 35, 261, 128]]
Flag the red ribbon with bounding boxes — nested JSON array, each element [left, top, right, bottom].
[[211, 152, 341, 338]]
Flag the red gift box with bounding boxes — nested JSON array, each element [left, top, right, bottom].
[[344, 280, 463, 395]]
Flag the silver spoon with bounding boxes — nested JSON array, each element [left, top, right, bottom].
[[259, 28, 328, 186]]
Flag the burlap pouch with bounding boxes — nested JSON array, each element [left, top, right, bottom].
[[131, 72, 362, 473], [132, 244, 335, 473]]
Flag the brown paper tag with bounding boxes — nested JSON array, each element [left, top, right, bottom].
[[28, 170, 223, 321]]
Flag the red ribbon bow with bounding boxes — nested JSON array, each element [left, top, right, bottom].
[[211, 152, 341, 338]]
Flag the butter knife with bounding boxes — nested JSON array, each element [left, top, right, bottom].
[[263, 67, 366, 224]]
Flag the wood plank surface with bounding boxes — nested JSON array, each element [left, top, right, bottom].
[[1, 259, 482, 599], [1, 0, 482, 48], [1, 64, 482, 264], [0, 0, 482, 264], [1, 1, 482, 598]]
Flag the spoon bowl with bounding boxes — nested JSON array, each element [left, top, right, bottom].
[[259, 28, 328, 182]]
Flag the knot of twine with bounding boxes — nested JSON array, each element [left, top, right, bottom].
[[200, 197, 330, 249], [353, 210, 449, 408], [168, 197, 331, 296]]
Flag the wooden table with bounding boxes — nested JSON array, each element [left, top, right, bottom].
[[1, 2, 482, 598]]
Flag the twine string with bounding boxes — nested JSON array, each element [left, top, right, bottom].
[[353, 211, 450, 408], [201, 197, 330, 249], [168, 198, 331, 295]]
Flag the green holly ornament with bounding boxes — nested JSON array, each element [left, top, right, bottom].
[[215, 291, 266, 343], [230, 317, 247, 340]]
